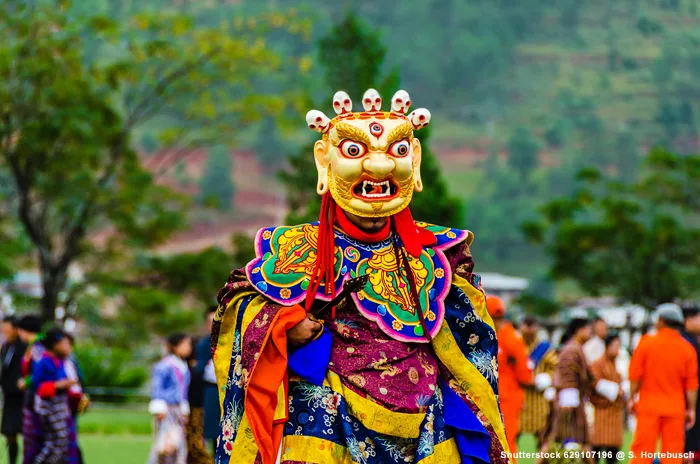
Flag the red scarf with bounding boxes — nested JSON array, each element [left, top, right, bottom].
[[333, 204, 436, 256], [334, 204, 391, 242], [305, 196, 437, 324], [391, 208, 437, 257]]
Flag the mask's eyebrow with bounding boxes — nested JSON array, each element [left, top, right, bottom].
[[330, 122, 372, 148], [382, 121, 414, 151]]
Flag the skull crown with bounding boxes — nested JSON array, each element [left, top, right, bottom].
[[305, 89, 431, 135]]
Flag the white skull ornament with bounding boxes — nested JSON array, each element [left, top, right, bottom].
[[305, 110, 331, 133], [362, 88, 382, 112], [391, 90, 411, 114], [332, 91, 352, 115], [408, 109, 431, 130]]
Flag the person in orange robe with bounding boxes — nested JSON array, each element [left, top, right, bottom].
[[488, 295, 533, 461], [629, 303, 699, 464]]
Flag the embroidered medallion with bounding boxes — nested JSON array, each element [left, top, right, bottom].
[[246, 222, 470, 343]]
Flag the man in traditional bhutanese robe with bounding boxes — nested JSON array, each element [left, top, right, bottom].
[[211, 88, 509, 464], [541, 315, 594, 454], [519, 316, 558, 446], [211, 218, 508, 464]]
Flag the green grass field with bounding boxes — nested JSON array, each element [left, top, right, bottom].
[[77, 408, 153, 462], [78, 408, 153, 435], [5, 407, 635, 463], [80, 435, 152, 463]]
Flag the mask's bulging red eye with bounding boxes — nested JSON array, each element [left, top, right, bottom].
[[339, 140, 368, 158], [388, 140, 410, 157]]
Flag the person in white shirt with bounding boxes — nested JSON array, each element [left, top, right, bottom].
[[583, 316, 608, 365], [583, 316, 630, 381]]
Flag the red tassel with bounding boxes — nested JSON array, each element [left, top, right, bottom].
[[305, 193, 337, 316]]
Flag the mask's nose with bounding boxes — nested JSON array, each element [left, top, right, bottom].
[[362, 152, 395, 179]]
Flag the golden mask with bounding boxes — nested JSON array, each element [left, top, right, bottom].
[[306, 89, 432, 218]]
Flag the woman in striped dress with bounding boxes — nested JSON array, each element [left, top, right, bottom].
[[589, 333, 625, 464]]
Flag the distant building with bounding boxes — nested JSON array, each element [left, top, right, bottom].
[[480, 272, 529, 306], [563, 300, 652, 351], [10, 271, 43, 298]]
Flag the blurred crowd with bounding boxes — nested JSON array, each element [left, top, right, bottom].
[[5, 299, 697, 464], [147, 307, 220, 464], [0, 314, 88, 464], [488, 296, 700, 464]]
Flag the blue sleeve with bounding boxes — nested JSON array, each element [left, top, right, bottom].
[[33, 357, 58, 386], [151, 363, 169, 401], [182, 369, 190, 403], [34, 358, 63, 399]]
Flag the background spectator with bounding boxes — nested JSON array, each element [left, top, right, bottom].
[[1, 316, 27, 464]]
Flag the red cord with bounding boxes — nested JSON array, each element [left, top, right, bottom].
[[391, 218, 431, 341], [305, 193, 337, 317]]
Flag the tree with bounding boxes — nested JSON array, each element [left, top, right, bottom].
[[0, 1, 297, 321], [280, 11, 462, 227], [559, 0, 582, 30], [544, 121, 568, 149], [614, 128, 640, 183], [465, 164, 545, 273], [317, 14, 386, 104], [200, 146, 235, 210], [523, 148, 700, 308], [411, 126, 463, 226], [252, 116, 287, 172], [507, 127, 539, 180], [679, 101, 698, 154], [656, 101, 679, 147]]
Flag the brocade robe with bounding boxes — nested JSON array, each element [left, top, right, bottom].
[[520, 339, 558, 438], [589, 357, 624, 448], [543, 340, 593, 446], [211, 222, 509, 464]]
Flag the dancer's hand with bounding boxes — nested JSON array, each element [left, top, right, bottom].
[[287, 317, 322, 348]]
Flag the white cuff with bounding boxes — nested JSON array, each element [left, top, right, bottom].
[[203, 360, 217, 384], [559, 388, 580, 407], [535, 373, 552, 391], [180, 401, 190, 416], [621, 380, 630, 399], [544, 387, 556, 401], [596, 379, 620, 402], [149, 399, 168, 415]]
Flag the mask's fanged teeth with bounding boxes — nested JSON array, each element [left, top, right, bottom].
[[358, 179, 395, 198]]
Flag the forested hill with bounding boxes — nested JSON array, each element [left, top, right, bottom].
[[288, 0, 699, 152], [81, 0, 700, 156], [70, 0, 699, 288]]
